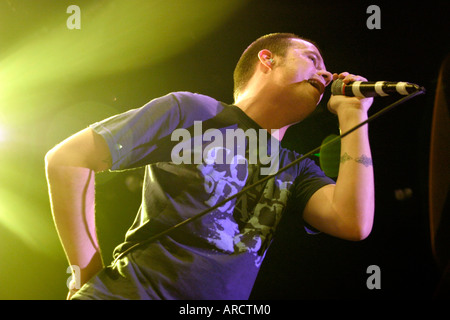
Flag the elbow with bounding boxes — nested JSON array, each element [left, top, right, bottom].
[[44, 146, 73, 175], [45, 146, 67, 171], [341, 227, 371, 242], [44, 143, 92, 172], [344, 197, 375, 241], [44, 148, 64, 182], [348, 226, 372, 241], [359, 227, 372, 241], [44, 148, 57, 172], [347, 216, 374, 241], [340, 208, 374, 241]]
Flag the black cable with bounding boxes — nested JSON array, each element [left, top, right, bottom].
[[111, 89, 425, 265]]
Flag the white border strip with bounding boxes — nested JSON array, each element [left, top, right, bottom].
[[375, 81, 389, 96], [396, 82, 409, 95]]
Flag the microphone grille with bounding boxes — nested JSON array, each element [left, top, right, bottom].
[[331, 79, 344, 95]]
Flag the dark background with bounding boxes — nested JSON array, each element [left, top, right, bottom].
[[0, 0, 448, 299]]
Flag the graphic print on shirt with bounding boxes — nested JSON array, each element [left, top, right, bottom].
[[198, 146, 292, 267]]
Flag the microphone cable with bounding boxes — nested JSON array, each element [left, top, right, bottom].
[[110, 87, 426, 267]]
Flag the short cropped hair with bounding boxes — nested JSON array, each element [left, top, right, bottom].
[[233, 33, 321, 101]]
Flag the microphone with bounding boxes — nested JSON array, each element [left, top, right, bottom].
[[331, 79, 425, 98]]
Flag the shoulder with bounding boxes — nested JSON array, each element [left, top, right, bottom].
[[170, 91, 221, 105], [136, 91, 226, 121], [169, 91, 229, 121]]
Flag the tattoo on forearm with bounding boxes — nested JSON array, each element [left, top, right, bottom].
[[340, 152, 353, 163], [340, 152, 373, 167], [355, 154, 373, 167]]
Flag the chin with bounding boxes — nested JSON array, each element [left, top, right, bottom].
[[304, 96, 321, 111]]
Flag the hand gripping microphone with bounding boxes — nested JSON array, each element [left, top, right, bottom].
[[331, 79, 425, 98]]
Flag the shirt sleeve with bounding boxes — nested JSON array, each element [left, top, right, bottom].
[[89, 93, 181, 171], [291, 157, 336, 234]]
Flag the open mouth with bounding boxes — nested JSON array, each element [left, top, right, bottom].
[[307, 79, 325, 95]]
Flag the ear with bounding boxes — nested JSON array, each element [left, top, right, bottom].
[[258, 49, 274, 71]]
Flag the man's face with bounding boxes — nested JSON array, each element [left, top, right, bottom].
[[271, 39, 332, 113]]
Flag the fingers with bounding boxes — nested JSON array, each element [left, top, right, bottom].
[[332, 72, 368, 83]]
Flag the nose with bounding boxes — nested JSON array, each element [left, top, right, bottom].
[[318, 70, 333, 87]]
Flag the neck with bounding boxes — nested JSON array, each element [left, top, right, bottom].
[[234, 91, 292, 141]]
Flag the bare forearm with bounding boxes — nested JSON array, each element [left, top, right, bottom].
[[46, 163, 104, 285], [334, 109, 374, 237], [303, 72, 375, 240]]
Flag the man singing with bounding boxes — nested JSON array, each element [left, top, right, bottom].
[[45, 33, 374, 299]]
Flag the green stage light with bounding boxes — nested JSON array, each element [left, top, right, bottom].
[[319, 134, 341, 178]]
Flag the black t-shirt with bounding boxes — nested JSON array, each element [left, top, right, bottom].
[[73, 92, 335, 299]]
